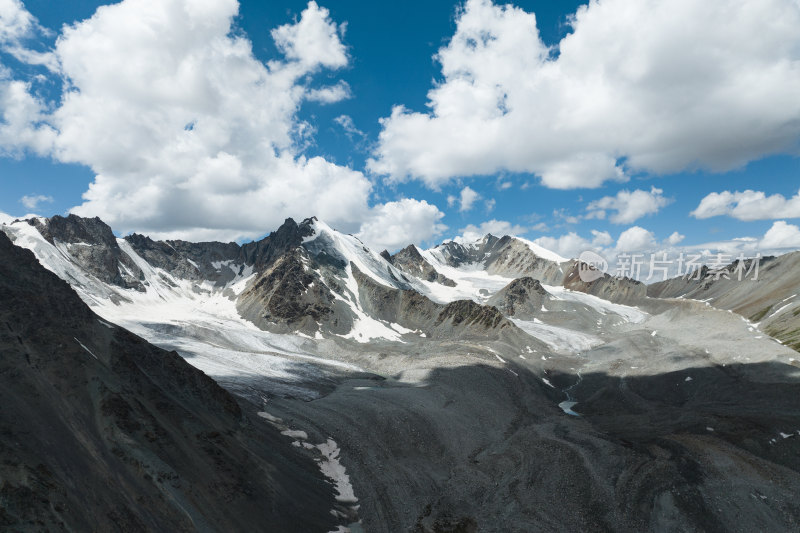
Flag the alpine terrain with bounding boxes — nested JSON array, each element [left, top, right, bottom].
[[3, 214, 800, 532]]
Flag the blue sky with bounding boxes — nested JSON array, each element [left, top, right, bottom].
[[1, 0, 799, 259]]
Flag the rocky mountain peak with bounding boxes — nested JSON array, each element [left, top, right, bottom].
[[33, 214, 117, 247], [239, 217, 312, 267], [387, 244, 456, 286], [487, 276, 550, 319]]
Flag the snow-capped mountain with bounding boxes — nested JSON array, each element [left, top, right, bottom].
[[6, 213, 798, 365], [0, 213, 663, 401], [0, 214, 644, 347]]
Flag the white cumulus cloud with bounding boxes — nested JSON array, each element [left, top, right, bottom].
[[534, 232, 593, 260], [456, 219, 527, 242], [271, 0, 348, 69], [19, 194, 53, 209], [356, 198, 446, 251], [586, 187, 671, 224], [665, 231, 685, 245], [0, 71, 56, 156], [369, 0, 800, 190], [0, 0, 438, 242], [457, 186, 480, 212], [616, 226, 658, 251], [590, 229, 613, 247], [306, 80, 351, 103], [760, 220, 800, 250], [691, 189, 800, 220], [0, 0, 36, 43]]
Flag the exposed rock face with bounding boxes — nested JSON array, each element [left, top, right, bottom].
[[387, 245, 456, 286], [31, 215, 145, 290], [487, 277, 550, 319], [125, 232, 241, 283], [434, 299, 509, 332], [429, 235, 565, 285], [237, 249, 347, 335], [352, 265, 441, 331], [352, 264, 525, 342], [124, 217, 314, 286], [483, 237, 565, 284], [648, 252, 800, 351], [0, 232, 337, 532], [562, 260, 647, 303], [239, 217, 315, 267], [432, 235, 507, 267]]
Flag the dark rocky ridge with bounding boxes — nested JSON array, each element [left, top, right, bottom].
[[238, 217, 316, 267], [432, 234, 509, 267], [0, 231, 338, 531], [352, 264, 442, 331], [123, 217, 317, 285], [31, 215, 145, 290], [125, 232, 241, 283], [387, 245, 456, 286]]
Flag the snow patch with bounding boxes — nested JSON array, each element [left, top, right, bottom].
[[74, 338, 98, 360], [512, 318, 602, 354]]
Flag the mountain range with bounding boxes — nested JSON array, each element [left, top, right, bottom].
[[3, 213, 800, 532]]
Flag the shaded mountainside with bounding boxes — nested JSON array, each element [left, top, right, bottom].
[[268, 359, 800, 533], [0, 232, 338, 532], [648, 252, 800, 351], [236, 248, 349, 335]]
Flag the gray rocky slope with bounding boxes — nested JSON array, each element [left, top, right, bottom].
[[4, 214, 800, 531], [648, 252, 800, 352]]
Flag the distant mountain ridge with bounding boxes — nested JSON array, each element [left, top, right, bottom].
[[1, 214, 645, 346]]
